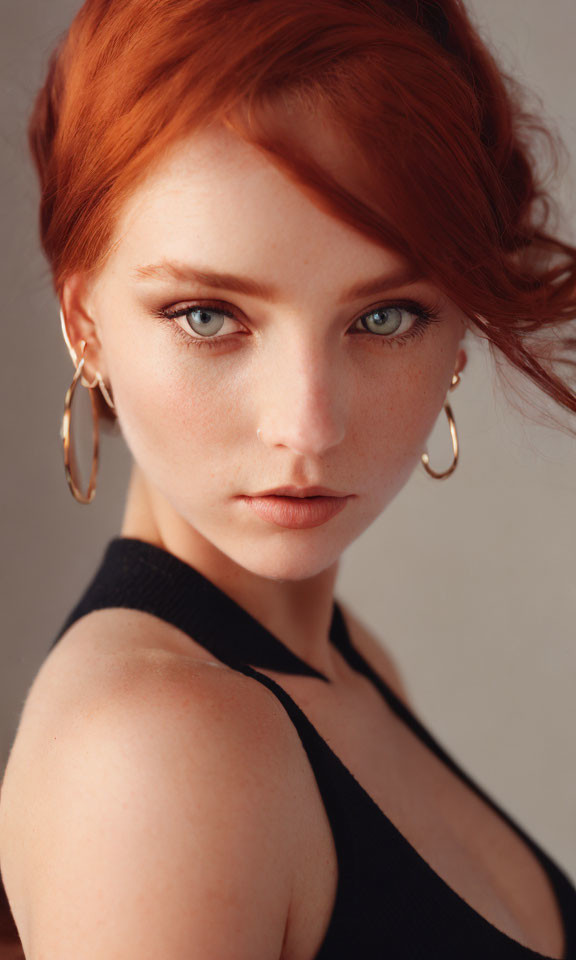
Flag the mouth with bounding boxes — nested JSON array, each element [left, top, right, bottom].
[[248, 485, 349, 498], [240, 492, 351, 529]]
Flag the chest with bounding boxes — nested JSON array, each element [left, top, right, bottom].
[[255, 668, 567, 960]]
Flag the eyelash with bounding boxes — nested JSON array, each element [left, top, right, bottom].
[[151, 298, 443, 351]]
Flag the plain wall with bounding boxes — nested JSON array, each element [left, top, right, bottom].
[[1, 0, 575, 886]]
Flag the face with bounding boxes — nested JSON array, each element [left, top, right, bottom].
[[64, 118, 467, 583]]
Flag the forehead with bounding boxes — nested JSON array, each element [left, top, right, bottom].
[[108, 120, 414, 287]]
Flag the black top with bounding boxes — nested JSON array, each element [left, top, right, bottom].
[[49, 536, 576, 959]]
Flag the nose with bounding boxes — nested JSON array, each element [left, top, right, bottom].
[[255, 340, 347, 457]]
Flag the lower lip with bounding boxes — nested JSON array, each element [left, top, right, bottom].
[[241, 495, 350, 529]]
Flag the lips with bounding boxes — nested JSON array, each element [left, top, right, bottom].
[[250, 485, 348, 498], [242, 493, 350, 528]]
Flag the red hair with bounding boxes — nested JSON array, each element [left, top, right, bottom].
[[0, 2, 572, 947], [27, 0, 576, 432]]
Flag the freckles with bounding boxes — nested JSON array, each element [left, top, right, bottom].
[[356, 357, 442, 471], [126, 356, 236, 456]]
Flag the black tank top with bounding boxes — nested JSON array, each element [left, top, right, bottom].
[[49, 535, 576, 960]]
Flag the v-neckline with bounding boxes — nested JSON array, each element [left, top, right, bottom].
[[59, 536, 575, 960]]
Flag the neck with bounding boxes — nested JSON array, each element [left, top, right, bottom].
[[120, 463, 343, 681]]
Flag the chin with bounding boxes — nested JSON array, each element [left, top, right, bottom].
[[222, 535, 345, 583]]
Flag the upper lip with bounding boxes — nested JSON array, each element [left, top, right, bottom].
[[248, 485, 349, 498]]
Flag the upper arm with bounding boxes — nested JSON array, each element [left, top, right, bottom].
[[0, 650, 297, 960]]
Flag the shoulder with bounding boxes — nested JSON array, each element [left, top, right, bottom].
[[3, 606, 295, 787], [337, 599, 413, 708], [1, 607, 301, 807], [0, 612, 301, 959]]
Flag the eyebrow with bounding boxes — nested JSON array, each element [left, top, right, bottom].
[[130, 259, 424, 303]]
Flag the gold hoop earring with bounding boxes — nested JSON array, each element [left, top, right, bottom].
[[59, 307, 116, 410], [421, 372, 461, 480], [60, 339, 102, 504]]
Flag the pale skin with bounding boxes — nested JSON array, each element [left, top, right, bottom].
[[0, 115, 566, 960], [60, 117, 468, 682]]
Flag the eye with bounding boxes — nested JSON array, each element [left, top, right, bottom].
[[150, 302, 244, 351], [354, 305, 416, 337], [350, 299, 443, 346], [152, 298, 443, 350], [171, 305, 240, 339]]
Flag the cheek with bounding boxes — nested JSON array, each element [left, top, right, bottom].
[[107, 335, 238, 480], [354, 344, 456, 492]]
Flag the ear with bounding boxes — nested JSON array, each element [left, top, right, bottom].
[[59, 272, 109, 386], [455, 346, 468, 378]]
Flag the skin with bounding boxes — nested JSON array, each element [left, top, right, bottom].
[[16, 115, 570, 960], [61, 114, 468, 682]]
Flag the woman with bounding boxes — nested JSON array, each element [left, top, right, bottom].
[[0, 0, 575, 957]]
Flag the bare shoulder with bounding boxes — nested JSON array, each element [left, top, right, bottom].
[[0, 611, 302, 959], [337, 599, 413, 708], [0, 606, 301, 815], [9, 605, 287, 739]]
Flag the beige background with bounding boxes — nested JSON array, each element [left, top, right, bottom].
[[1, 0, 575, 881]]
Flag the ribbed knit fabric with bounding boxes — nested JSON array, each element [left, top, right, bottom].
[[50, 536, 576, 959]]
